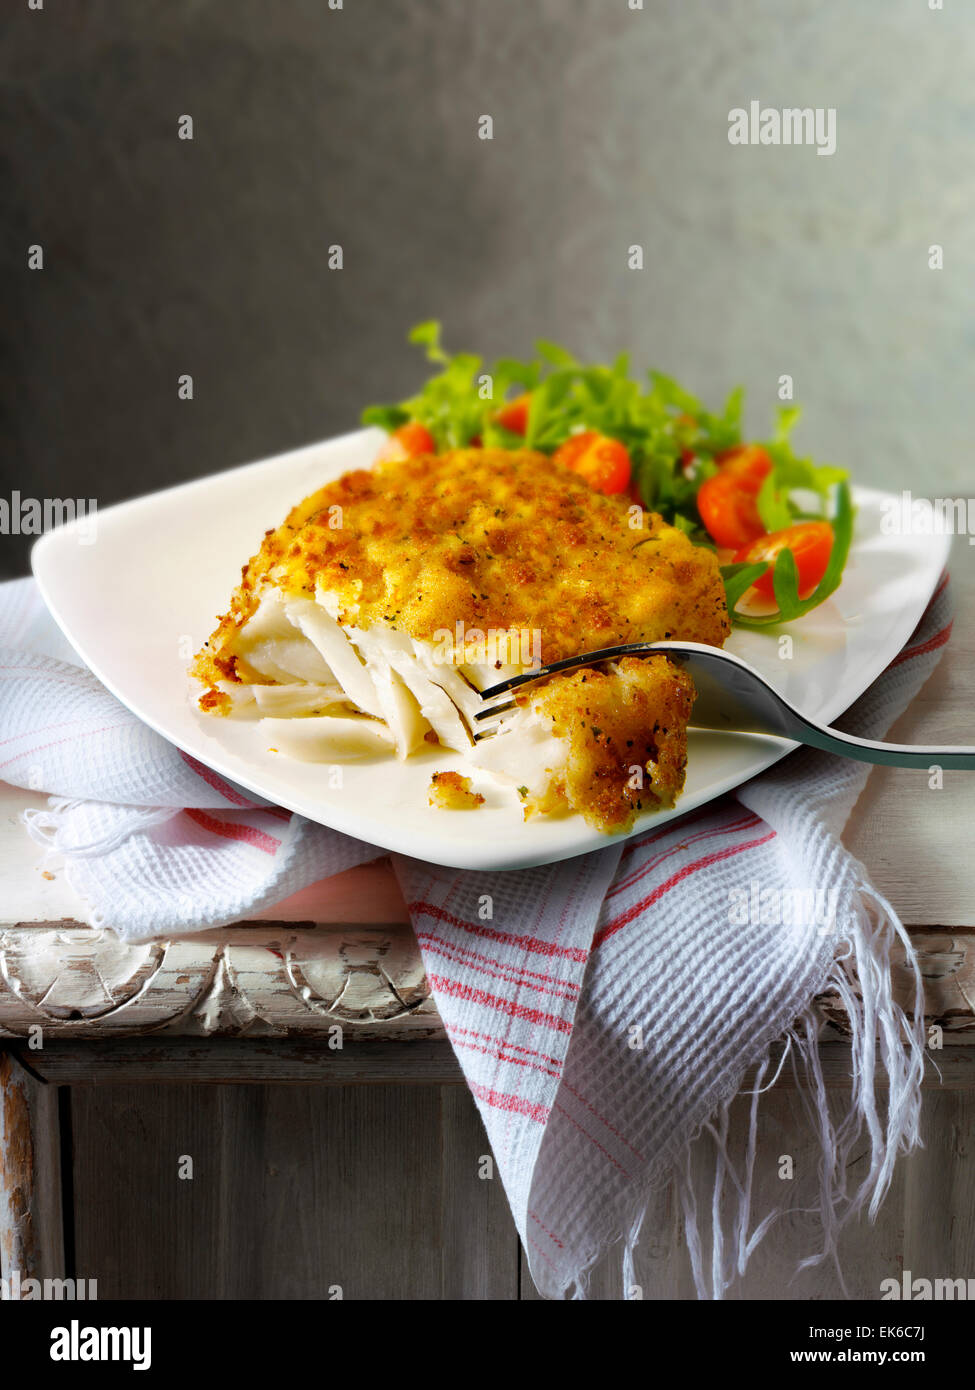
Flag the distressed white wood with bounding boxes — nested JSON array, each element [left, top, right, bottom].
[[0, 785, 87, 924], [0, 1050, 64, 1289], [0, 923, 971, 1040], [0, 924, 442, 1040]]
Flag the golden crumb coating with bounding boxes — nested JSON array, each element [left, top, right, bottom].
[[517, 656, 696, 833], [428, 771, 485, 810], [192, 448, 729, 690]]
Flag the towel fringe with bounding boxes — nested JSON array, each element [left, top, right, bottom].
[[23, 798, 181, 859], [571, 882, 925, 1301], [676, 882, 924, 1300]]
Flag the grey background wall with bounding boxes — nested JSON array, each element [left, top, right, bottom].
[[2, 0, 972, 578]]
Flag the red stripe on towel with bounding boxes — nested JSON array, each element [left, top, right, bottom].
[[183, 807, 280, 855], [594, 830, 777, 948], [409, 901, 589, 962], [427, 975, 574, 1034], [179, 750, 262, 808], [468, 1082, 551, 1124]]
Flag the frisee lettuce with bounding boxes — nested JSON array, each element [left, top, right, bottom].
[[755, 406, 849, 531]]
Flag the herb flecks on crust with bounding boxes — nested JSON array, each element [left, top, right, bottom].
[[514, 656, 695, 834]]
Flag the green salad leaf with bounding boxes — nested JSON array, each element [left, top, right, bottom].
[[755, 406, 849, 531], [720, 561, 771, 613]]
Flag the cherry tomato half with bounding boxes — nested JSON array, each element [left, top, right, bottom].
[[375, 421, 437, 463], [495, 392, 531, 436], [734, 521, 834, 599], [696, 444, 773, 548], [697, 470, 766, 549], [552, 430, 595, 469], [716, 444, 773, 489], [553, 431, 631, 495]]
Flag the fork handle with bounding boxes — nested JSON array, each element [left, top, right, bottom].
[[781, 717, 975, 771], [668, 644, 975, 770]]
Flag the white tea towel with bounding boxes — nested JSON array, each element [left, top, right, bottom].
[[0, 572, 953, 1297], [0, 579, 384, 931]]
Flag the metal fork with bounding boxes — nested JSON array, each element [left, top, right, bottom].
[[471, 641, 975, 769]]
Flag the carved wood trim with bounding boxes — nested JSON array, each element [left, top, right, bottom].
[[817, 930, 975, 1040], [0, 923, 442, 1040], [1, 921, 974, 1041]]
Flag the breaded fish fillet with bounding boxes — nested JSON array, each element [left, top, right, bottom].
[[192, 448, 729, 830]]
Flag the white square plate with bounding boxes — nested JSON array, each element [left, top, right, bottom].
[[31, 428, 950, 871]]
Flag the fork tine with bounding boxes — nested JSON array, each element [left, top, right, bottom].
[[474, 699, 516, 723], [470, 640, 687, 742], [470, 697, 517, 741], [477, 642, 661, 700]]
